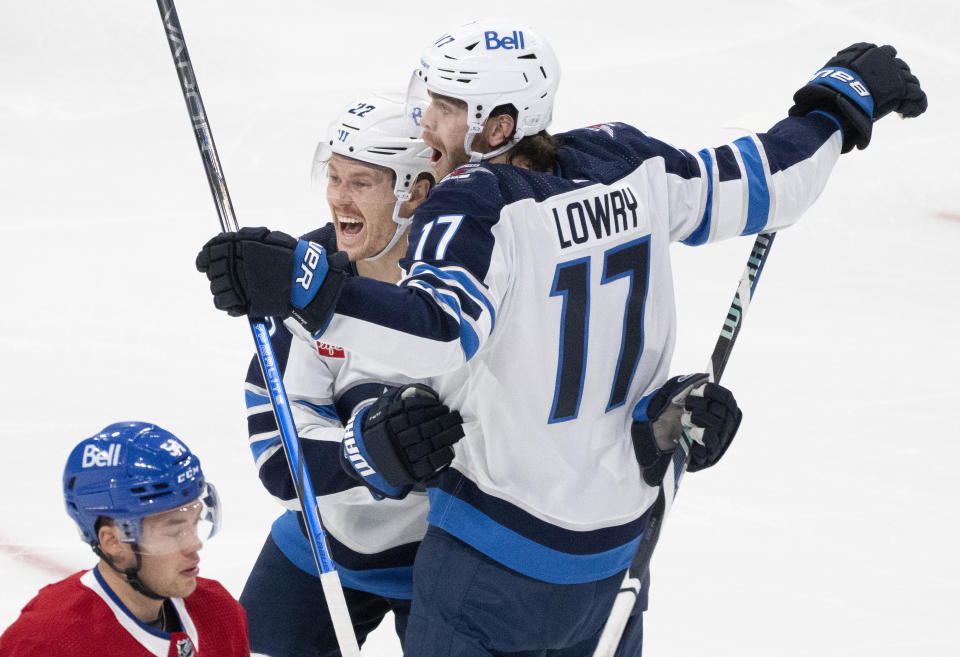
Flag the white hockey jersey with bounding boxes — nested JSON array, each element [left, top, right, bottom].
[[318, 116, 843, 584], [244, 225, 428, 599]]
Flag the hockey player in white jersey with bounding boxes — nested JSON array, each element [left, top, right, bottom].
[[235, 93, 464, 656], [196, 23, 927, 656]]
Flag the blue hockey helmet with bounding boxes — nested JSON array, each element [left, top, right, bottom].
[[63, 422, 220, 549]]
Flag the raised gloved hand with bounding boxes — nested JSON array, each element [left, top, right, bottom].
[[789, 43, 927, 153], [341, 384, 465, 499], [631, 373, 743, 487], [196, 227, 351, 333]]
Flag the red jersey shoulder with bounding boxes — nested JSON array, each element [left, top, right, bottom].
[[0, 571, 105, 654], [8, 571, 94, 623], [183, 577, 249, 655], [184, 577, 241, 611]]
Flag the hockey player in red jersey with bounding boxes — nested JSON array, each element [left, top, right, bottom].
[[0, 422, 249, 657]]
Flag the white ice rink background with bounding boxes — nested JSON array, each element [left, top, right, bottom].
[[1, 1, 958, 654]]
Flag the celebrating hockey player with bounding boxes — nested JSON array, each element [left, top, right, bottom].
[[0, 422, 249, 657], [195, 20, 926, 656], [237, 93, 465, 656]]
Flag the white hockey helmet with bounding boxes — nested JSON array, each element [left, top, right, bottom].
[[408, 19, 561, 162], [312, 92, 433, 260]]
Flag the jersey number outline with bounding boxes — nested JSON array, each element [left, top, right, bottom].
[[548, 237, 650, 423], [413, 214, 464, 260]]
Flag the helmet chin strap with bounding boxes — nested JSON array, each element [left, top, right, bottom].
[[465, 128, 522, 164], [362, 199, 412, 262], [94, 544, 166, 601]]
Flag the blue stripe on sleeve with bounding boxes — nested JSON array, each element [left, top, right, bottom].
[[734, 136, 771, 235], [408, 263, 497, 331], [292, 400, 340, 423], [681, 149, 714, 246], [430, 288, 481, 360], [250, 435, 280, 462], [405, 270, 485, 324], [245, 389, 271, 409]]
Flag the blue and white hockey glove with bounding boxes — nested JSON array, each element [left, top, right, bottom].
[[196, 226, 351, 333], [789, 43, 927, 153], [631, 374, 743, 487], [340, 384, 465, 499]]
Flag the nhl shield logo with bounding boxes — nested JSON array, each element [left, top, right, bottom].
[[176, 637, 195, 657]]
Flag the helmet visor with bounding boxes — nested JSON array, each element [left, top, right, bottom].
[[311, 139, 334, 190], [128, 483, 221, 555], [404, 69, 430, 137]]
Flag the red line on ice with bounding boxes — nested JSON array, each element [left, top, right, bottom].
[[0, 535, 76, 578], [936, 212, 960, 221]]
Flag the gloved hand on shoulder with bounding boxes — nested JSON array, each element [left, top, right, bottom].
[[340, 384, 465, 499]]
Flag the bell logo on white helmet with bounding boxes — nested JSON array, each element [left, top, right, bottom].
[[483, 30, 525, 50], [409, 19, 561, 161]]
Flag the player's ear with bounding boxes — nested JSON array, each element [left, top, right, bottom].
[[485, 113, 516, 149], [97, 521, 125, 559], [400, 175, 434, 216], [410, 176, 432, 204]]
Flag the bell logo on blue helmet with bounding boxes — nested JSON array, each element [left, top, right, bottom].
[[63, 422, 220, 549], [80, 443, 122, 468]]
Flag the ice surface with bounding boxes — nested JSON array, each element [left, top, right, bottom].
[[1, 1, 958, 655]]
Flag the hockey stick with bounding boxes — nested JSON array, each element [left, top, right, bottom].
[[155, 3, 360, 654], [592, 232, 776, 657]]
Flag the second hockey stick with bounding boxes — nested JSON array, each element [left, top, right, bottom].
[[592, 231, 776, 657], [154, 2, 360, 654]]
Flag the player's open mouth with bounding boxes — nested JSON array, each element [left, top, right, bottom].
[[431, 149, 442, 164], [338, 216, 363, 237]]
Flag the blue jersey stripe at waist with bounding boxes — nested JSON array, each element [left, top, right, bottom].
[[269, 511, 418, 598], [426, 476, 652, 584], [431, 470, 651, 554]]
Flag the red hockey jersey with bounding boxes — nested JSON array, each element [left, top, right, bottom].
[[0, 568, 249, 656]]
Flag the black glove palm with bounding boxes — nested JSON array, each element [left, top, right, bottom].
[[789, 42, 927, 152]]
